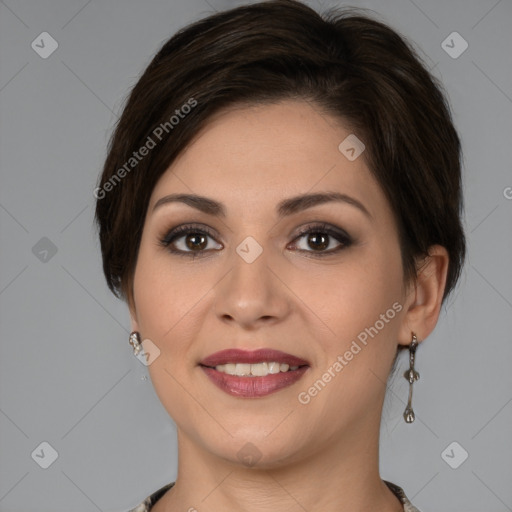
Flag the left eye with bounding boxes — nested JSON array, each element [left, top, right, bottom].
[[289, 224, 352, 255]]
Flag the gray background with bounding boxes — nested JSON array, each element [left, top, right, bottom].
[[0, 0, 511, 511]]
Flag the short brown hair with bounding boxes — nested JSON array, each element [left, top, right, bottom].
[[95, 0, 466, 305]]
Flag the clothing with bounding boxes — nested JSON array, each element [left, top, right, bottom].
[[128, 480, 421, 511]]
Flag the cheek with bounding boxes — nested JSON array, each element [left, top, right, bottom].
[[296, 252, 403, 425], [304, 241, 404, 351], [132, 241, 218, 369], [132, 244, 204, 416], [132, 241, 187, 343], [133, 233, 185, 322]]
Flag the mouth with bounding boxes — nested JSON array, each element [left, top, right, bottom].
[[199, 348, 310, 398]]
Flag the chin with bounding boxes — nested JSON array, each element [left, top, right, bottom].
[[202, 423, 310, 470]]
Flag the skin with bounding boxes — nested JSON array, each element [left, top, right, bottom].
[[129, 100, 449, 512]]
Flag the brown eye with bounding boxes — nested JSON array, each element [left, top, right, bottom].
[[305, 232, 330, 251], [160, 222, 352, 258], [290, 223, 353, 256], [160, 224, 222, 257], [184, 233, 208, 251]]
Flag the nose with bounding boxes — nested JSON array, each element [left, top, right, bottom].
[[213, 242, 292, 329]]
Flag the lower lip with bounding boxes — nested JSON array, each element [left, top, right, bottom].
[[200, 366, 309, 398]]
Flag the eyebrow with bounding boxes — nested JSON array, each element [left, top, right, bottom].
[[152, 192, 372, 220]]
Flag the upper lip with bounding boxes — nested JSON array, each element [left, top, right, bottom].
[[200, 348, 309, 367]]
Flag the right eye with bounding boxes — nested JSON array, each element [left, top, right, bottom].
[[159, 224, 223, 258]]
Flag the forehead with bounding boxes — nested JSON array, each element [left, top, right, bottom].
[[149, 100, 385, 219]]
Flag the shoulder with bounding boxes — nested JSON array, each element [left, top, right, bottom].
[[127, 482, 175, 512], [384, 480, 423, 512]]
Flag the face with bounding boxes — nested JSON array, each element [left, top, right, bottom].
[[130, 100, 412, 467]]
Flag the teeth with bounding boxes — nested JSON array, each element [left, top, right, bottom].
[[214, 362, 301, 376], [251, 362, 268, 376], [267, 362, 280, 374], [224, 363, 236, 375]]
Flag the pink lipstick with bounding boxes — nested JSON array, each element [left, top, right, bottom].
[[199, 348, 309, 398]]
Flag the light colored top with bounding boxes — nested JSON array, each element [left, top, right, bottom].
[[128, 480, 421, 511]]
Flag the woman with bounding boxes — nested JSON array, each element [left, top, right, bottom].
[[95, 1, 466, 510]]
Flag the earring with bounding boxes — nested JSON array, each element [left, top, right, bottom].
[[129, 331, 142, 356], [403, 332, 420, 423]]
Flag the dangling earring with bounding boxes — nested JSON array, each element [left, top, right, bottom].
[[403, 332, 420, 423], [129, 331, 142, 356]]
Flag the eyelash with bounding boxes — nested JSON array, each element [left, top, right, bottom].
[[158, 222, 353, 258]]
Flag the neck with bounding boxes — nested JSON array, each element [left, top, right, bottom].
[[157, 422, 403, 512]]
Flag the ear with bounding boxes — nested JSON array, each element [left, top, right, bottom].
[[129, 309, 139, 334], [398, 245, 449, 346], [127, 287, 140, 333]]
